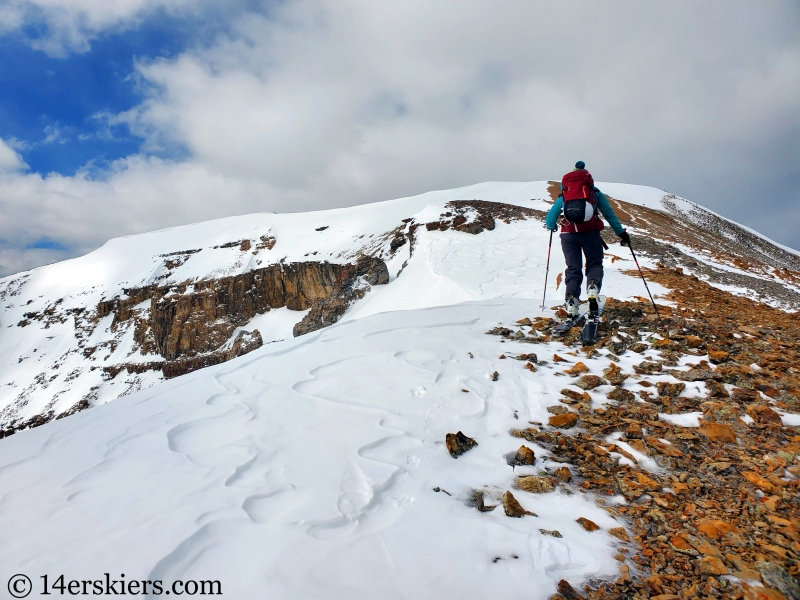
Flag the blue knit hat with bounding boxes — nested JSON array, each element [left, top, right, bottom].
[[575, 161, 586, 170]]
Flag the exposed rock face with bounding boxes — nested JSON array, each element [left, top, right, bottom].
[[0, 397, 92, 439], [161, 330, 264, 379], [292, 256, 388, 337], [292, 293, 360, 337], [97, 285, 159, 329], [0, 242, 391, 436], [96, 257, 389, 377], [140, 261, 355, 358]]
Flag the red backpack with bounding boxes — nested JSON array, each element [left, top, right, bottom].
[[561, 169, 596, 225]]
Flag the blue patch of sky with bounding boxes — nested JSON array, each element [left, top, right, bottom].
[[0, 1, 273, 177], [0, 26, 180, 175], [25, 237, 69, 251]]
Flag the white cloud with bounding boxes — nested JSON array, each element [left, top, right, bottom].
[[122, 0, 800, 212], [0, 139, 28, 173], [42, 124, 70, 145], [0, 0, 201, 56], [0, 156, 279, 275], [1, 0, 799, 276]]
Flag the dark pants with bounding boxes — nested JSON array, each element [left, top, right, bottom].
[[560, 230, 604, 300]]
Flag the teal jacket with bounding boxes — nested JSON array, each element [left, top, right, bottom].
[[545, 188, 625, 235]]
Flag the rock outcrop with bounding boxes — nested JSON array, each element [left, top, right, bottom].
[[161, 330, 264, 379], [95, 256, 389, 377], [2, 256, 391, 436], [424, 199, 546, 234], [292, 256, 389, 336]]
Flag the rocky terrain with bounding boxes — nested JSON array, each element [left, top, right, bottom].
[[481, 267, 800, 599]]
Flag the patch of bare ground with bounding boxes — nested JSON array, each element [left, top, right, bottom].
[[548, 181, 562, 201], [423, 200, 546, 234], [600, 229, 800, 311], [492, 268, 800, 599], [604, 195, 800, 308]]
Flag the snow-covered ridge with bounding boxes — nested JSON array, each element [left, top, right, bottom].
[[3, 180, 795, 301], [1, 181, 797, 434], [601, 181, 800, 259]]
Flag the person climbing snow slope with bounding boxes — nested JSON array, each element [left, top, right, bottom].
[[545, 161, 631, 317]]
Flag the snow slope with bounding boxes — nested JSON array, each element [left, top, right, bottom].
[[3, 298, 635, 599]]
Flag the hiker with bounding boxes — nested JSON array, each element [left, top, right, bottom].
[[545, 161, 631, 316]]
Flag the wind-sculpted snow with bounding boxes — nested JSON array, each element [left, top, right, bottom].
[[0, 300, 625, 599]]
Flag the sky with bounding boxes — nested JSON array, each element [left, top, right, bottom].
[[0, 1, 799, 277]]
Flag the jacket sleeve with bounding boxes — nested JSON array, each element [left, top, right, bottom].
[[595, 190, 625, 235], [545, 197, 563, 231]]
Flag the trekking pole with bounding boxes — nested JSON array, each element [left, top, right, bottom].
[[540, 230, 554, 309], [627, 241, 666, 333]]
